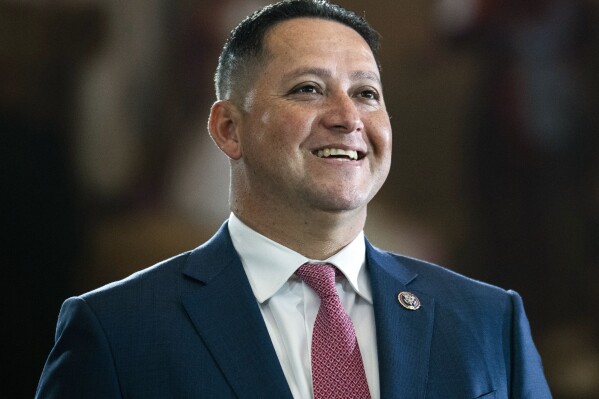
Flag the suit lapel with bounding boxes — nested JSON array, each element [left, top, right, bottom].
[[181, 223, 292, 398], [367, 241, 435, 399]]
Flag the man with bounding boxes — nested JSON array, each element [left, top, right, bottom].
[[36, 1, 552, 398]]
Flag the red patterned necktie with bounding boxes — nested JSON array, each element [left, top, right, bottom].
[[296, 263, 371, 399]]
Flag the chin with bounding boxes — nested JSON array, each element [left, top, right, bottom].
[[310, 194, 370, 213], [302, 181, 379, 212]]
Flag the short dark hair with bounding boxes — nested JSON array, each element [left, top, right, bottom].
[[214, 0, 381, 101]]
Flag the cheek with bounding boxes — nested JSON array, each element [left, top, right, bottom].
[[379, 125, 392, 149], [260, 110, 272, 128], [249, 110, 271, 142], [269, 108, 317, 146], [244, 111, 294, 161], [241, 110, 281, 154], [368, 116, 393, 154], [242, 101, 319, 155]]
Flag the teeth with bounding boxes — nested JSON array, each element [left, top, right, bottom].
[[316, 148, 358, 160]]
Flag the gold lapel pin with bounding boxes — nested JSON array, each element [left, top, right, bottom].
[[398, 291, 421, 310]]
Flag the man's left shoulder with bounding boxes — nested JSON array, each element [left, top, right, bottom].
[[369, 245, 512, 303]]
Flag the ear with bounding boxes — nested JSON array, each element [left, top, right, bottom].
[[208, 100, 243, 160]]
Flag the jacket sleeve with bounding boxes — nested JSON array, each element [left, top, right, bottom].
[[35, 297, 122, 398], [508, 290, 553, 398]]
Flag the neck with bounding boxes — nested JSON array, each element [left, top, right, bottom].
[[231, 199, 366, 260]]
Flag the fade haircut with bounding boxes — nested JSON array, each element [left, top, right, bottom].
[[214, 0, 381, 102]]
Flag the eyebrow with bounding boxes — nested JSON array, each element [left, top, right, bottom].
[[282, 67, 381, 85], [350, 70, 381, 85]]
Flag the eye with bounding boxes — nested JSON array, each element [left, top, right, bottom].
[[357, 88, 380, 101], [290, 83, 323, 95]]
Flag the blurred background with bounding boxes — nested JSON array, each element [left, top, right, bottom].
[[1, 0, 598, 397]]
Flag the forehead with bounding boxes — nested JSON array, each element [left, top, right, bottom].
[[262, 18, 378, 72]]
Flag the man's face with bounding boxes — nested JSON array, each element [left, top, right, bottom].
[[234, 18, 392, 215]]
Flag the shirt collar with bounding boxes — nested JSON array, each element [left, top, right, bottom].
[[228, 213, 371, 304]]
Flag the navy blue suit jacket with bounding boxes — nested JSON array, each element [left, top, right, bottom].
[[36, 222, 551, 398]]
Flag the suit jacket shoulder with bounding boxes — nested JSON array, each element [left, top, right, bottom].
[[36, 223, 292, 399], [366, 242, 552, 398]]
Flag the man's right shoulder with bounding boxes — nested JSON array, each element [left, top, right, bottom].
[[79, 250, 194, 304], [77, 221, 234, 305]]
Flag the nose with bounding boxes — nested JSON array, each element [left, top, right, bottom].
[[321, 93, 364, 133]]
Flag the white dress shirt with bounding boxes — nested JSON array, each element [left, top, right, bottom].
[[228, 213, 380, 399]]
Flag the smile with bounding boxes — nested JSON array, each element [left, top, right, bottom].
[[314, 148, 361, 160]]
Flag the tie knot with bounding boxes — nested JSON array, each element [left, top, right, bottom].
[[296, 263, 339, 299]]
